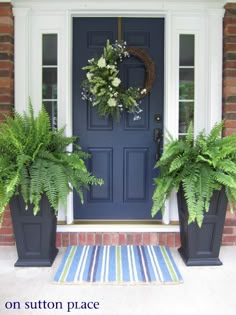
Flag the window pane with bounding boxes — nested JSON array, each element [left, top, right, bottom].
[[43, 101, 57, 129], [43, 34, 57, 66], [42, 68, 57, 99], [179, 68, 194, 100], [179, 102, 194, 134], [179, 35, 194, 67]]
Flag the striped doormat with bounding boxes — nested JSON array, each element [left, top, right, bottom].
[[54, 245, 183, 285]]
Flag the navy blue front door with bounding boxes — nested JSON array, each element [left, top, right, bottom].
[[73, 17, 164, 220]]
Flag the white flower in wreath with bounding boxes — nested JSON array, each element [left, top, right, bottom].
[[97, 57, 106, 68], [108, 98, 117, 107], [86, 73, 93, 81], [111, 77, 121, 87]]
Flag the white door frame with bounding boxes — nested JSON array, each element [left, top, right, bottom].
[[12, 1, 224, 232]]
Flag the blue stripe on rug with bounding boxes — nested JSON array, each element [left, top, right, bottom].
[[54, 245, 183, 284]]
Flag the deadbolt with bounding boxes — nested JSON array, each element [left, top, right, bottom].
[[154, 114, 161, 122]]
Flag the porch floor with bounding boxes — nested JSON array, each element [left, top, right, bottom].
[[1, 246, 236, 315]]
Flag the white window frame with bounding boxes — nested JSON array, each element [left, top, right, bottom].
[[13, 1, 224, 232]]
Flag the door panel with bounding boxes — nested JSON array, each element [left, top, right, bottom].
[[73, 17, 164, 220]]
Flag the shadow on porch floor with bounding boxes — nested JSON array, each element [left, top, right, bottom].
[[0, 246, 236, 315]]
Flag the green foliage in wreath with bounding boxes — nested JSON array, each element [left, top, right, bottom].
[[81, 40, 146, 120], [0, 103, 103, 224], [151, 121, 236, 227]]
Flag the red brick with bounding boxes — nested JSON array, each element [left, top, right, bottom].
[[223, 227, 234, 234], [174, 233, 181, 247], [0, 25, 13, 35], [1, 215, 12, 227], [225, 25, 236, 35], [0, 234, 15, 243], [95, 233, 103, 245], [222, 235, 236, 243], [56, 232, 62, 247], [0, 95, 13, 103], [0, 61, 13, 69], [225, 209, 236, 218], [225, 218, 236, 226], [0, 78, 13, 87], [224, 86, 236, 95], [0, 86, 13, 94], [223, 77, 236, 86], [87, 232, 95, 245], [126, 233, 134, 245], [2, 208, 11, 218], [224, 61, 236, 69], [167, 233, 175, 247], [143, 233, 150, 245], [79, 233, 87, 245], [62, 233, 69, 247], [225, 3, 236, 10], [224, 120, 236, 128], [224, 17, 236, 25], [111, 233, 119, 245], [224, 43, 236, 53], [134, 233, 142, 245], [103, 233, 111, 245], [118, 233, 126, 245], [0, 226, 13, 234], [224, 71, 236, 79], [0, 43, 13, 52], [0, 16, 13, 26], [223, 104, 236, 111], [223, 128, 236, 136], [159, 233, 167, 246], [0, 8, 13, 17], [69, 233, 78, 245], [150, 232, 158, 245]]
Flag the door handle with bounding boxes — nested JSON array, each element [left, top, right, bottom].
[[153, 128, 162, 161]]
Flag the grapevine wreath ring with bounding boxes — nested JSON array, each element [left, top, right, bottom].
[[81, 40, 156, 120], [125, 46, 155, 99]]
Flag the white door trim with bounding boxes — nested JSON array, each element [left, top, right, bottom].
[[13, 2, 224, 231]]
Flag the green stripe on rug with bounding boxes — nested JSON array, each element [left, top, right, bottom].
[[116, 246, 122, 283], [60, 246, 77, 282], [160, 246, 179, 282]]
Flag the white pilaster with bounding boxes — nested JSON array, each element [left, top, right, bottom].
[[206, 9, 225, 132]]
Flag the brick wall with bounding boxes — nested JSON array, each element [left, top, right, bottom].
[[0, 2, 236, 247], [0, 2, 14, 246], [55, 232, 181, 248], [223, 3, 236, 245]]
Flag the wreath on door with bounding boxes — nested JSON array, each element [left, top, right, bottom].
[[81, 40, 155, 120]]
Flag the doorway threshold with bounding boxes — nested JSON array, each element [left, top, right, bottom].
[[57, 221, 180, 233]]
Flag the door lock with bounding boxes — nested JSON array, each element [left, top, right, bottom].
[[154, 114, 162, 122]]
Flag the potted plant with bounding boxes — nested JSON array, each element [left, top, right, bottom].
[[0, 104, 103, 267], [151, 121, 236, 266]]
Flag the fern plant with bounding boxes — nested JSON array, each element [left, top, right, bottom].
[[0, 103, 103, 224], [151, 121, 236, 227]]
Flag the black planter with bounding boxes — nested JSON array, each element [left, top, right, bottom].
[[177, 186, 227, 266], [9, 194, 58, 267]]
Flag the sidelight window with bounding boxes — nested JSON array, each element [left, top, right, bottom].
[[178, 34, 195, 137], [42, 34, 58, 129]]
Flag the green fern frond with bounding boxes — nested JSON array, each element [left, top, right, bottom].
[[207, 120, 223, 143], [0, 102, 103, 223], [151, 120, 236, 227]]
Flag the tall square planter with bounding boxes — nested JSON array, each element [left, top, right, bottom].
[[177, 186, 228, 266], [10, 194, 58, 267]]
